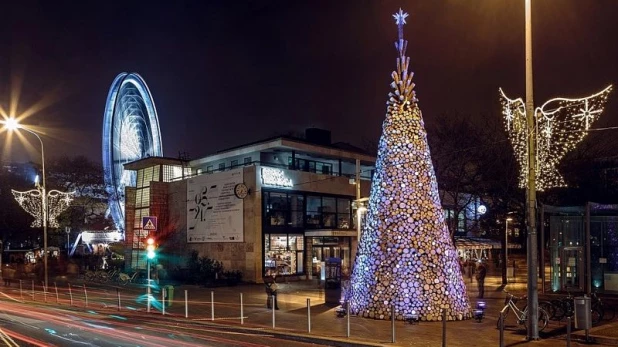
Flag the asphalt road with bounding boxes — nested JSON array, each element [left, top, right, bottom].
[[0, 299, 325, 347]]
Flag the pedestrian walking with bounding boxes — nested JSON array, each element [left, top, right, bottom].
[[476, 262, 487, 298]]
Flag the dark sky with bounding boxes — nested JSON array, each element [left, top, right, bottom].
[[2, 0, 617, 164]]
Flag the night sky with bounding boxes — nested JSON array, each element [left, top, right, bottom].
[[2, 0, 617, 164]]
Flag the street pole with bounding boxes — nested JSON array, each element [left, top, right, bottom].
[[65, 227, 71, 257], [524, 0, 539, 340], [147, 258, 151, 313], [503, 219, 510, 285]]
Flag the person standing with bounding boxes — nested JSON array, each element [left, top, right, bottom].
[[476, 262, 487, 298]]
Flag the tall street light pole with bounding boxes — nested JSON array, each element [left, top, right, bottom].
[[524, 0, 539, 340], [3, 118, 49, 289]]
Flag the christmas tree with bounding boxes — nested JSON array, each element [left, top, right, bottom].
[[348, 9, 471, 321]]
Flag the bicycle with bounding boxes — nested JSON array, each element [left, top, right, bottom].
[[497, 291, 549, 332], [592, 291, 616, 322], [550, 292, 603, 324], [118, 271, 139, 285]]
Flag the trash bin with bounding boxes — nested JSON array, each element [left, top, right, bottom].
[[164, 285, 174, 307], [574, 296, 591, 330]]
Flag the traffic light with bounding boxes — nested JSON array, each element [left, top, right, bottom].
[[146, 237, 156, 259]]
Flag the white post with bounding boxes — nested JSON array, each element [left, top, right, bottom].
[[32, 280, 34, 301], [211, 291, 214, 321], [162, 287, 166, 315], [272, 295, 276, 328], [68, 283, 73, 306], [83, 284, 88, 307], [347, 301, 351, 338], [391, 303, 395, 343], [307, 298, 311, 333], [185, 290, 188, 318], [43, 281, 47, 303], [54, 282, 59, 304], [147, 259, 151, 313], [117, 288, 121, 311], [240, 293, 244, 325], [19, 280, 22, 300]]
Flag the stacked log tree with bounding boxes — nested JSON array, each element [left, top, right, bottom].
[[348, 17, 471, 321]]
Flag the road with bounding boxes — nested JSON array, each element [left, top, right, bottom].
[[0, 299, 324, 347]]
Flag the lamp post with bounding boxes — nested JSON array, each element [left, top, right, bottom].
[[524, 0, 539, 340], [2, 118, 49, 289], [65, 227, 71, 257]]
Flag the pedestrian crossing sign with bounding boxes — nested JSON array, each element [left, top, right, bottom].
[[142, 216, 157, 231]]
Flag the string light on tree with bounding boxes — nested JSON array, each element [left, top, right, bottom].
[[500, 85, 612, 190]]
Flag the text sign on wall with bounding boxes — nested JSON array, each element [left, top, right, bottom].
[[261, 167, 293, 188], [187, 168, 244, 243]]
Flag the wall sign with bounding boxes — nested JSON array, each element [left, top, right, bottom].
[[187, 168, 244, 243], [261, 167, 293, 188]]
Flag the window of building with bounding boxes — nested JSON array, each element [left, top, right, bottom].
[[337, 198, 351, 228], [206, 166, 213, 173], [306, 196, 322, 227], [218, 163, 225, 171], [264, 233, 304, 276], [244, 157, 251, 165], [231, 160, 239, 167], [288, 157, 333, 175]]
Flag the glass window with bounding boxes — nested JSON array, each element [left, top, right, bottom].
[[266, 193, 288, 226], [218, 163, 225, 170], [289, 194, 304, 227], [264, 234, 303, 276], [231, 160, 238, 167], [337, 198, 351, 229], [306, 196, 321, 227], [322, 197, 336, 227], [244, 157, 251, 165], [206, 166, 213, 173]]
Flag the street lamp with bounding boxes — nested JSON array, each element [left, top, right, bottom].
[[1, 118, 49, 289], [503, 217, 513, 285], [523, 0, 540, 340]]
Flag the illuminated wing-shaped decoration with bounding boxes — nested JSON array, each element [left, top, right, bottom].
[[47, 190, 75, 228], [11, 189, 75, 228], [499, 88, 528, 188], [500, 85, 613, 190], [12, 189, 43, 228]]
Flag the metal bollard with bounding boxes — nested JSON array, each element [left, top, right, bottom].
[[272, 295, 276, 328], [43, 282, 47, 303], [240, 293, 244, 325], [307, 298, 311, 333], [162, 287, 166, 315], [19, 280, 23, 300], [211, 291, 215, 321], [567, 316, 571, 347], [117, 288, 121, 311], [54, 283, 59, 304], [83, 284, 88, 307], [391, 303, 395, 343], [499, 313, 505, 347], [185, 290, 188, 318], [68, 283, 73, 306], [442, 308, 447, 347], [32, 280, 34, 301], [347, 301, 351, 338]]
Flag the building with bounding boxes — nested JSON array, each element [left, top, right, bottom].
[[123, 130, 374, 283], [122, 129, 489, 283]]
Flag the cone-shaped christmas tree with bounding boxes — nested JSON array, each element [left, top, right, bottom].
[[349, 9, 471, 321]]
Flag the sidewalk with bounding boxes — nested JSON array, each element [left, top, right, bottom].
[[3, 272, 616, 346]]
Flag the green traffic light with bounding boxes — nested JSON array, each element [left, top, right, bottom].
[[147, 250, 156, 259]]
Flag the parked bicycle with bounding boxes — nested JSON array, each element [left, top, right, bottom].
[[497, 291, 549, 332], [592, 291, 616, 321], [118, 271, 140, 285], [550, 292, 603, 324]]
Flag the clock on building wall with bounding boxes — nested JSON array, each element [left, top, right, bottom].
[[234, 183, 249, 199]]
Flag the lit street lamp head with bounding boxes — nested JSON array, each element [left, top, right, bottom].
[[2, 117, 21, 131]]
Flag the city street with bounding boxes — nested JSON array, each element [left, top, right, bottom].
[[0, 271, 612, 346]]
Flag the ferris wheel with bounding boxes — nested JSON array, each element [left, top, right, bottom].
[[102, 73, 163, 232]]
